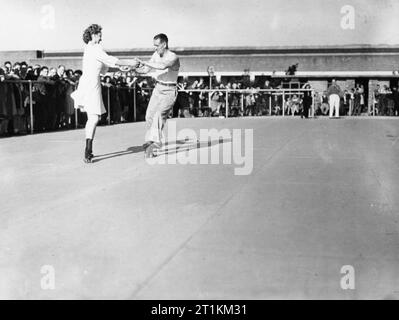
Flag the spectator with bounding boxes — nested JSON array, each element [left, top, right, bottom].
[[359, 84, 365, 113], [33, 66, 53, 131], [244, 89, 256, 116], [48, 67, 57, 78], [343, 90, 351, 115], [392, 87, 399, 116], [56, 65, 66, 79], [302, 82, 312, 118], [327, 79, 342, 118], [320, 91, 329, 115], [4, 61, 12, 74], [33, 64, 41, 79], [353, 84, 362, 115]]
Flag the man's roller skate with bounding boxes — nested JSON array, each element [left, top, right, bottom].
[[144, 141, 161, 158]]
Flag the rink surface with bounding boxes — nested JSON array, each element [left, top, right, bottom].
[[1, 116, 399, 300]]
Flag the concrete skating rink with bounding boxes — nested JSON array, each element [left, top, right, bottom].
[[1, 117, 399, 299]]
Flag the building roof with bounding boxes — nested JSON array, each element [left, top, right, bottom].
[[3, 45, 399, 76], [41, 44, 399, 58]]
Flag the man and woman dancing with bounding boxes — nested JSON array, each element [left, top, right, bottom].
[[72, 24, 180, 163]]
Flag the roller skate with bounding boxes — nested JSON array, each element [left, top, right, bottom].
[[84, 139, 94, 163], [144, 141, 161, 158]]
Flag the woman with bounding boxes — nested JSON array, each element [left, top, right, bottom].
[[301, 83, 313, 118], [72, 24, 138, 163]]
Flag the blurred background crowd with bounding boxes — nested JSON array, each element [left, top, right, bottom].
[[1, 60, 399, 136]]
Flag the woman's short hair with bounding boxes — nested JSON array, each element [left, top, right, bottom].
[[83, 24, 102, 44]]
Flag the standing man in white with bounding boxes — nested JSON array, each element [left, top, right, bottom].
[[327, 79, 342, 118], [72, 24, 139, 163], [135, 33, 180, 158]]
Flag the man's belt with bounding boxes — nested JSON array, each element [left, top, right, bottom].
[[156, 80, 177, 87]]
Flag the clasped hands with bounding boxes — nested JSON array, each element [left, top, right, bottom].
[[119, 58, 145, 72]]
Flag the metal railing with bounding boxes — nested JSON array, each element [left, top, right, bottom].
[[102, 84, 139, 125], [174, 88, 316, 118], [1, 79, 79, 134]]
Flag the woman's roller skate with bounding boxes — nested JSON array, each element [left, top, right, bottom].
[[84, 139, 94, 163]]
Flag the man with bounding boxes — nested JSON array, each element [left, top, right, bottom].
[[263, 79, 273, 114], [135, 33, 180, 157], [34, 67, 52, 131], [4, 61, 12, 74], [33, 64, 41, 79], [48, 67, 57, 78], [327, 79, 342, 118], [320, 91, 329, 115], [56, 65, 66, 79], [53, 65, 68, 129], [392, 87, 399, 116], [301, 82, 312, 118]]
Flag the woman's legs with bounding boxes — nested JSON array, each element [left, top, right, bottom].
[[84, 113, 100, 163]]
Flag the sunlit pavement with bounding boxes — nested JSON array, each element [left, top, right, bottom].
[[1, 117, 399, 299]]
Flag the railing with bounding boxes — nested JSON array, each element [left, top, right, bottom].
[[1, 80, 142, 134], [1, 79, 79, 134], [174, 88, 316, 118], [102, 84, 139, 125]]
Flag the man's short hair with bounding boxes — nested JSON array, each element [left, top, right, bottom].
[[40, 66, 48, 72], [154, 33, 168, 47]]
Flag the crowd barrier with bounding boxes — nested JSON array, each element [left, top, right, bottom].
[[1, 80, 397, 136], [174, 88, 315, 118], [0, 80, 145, 134]]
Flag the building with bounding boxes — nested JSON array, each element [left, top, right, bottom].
[[2, 44, 399, 109]]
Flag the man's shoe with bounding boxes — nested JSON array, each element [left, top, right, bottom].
[[144, 142, 162, 158], [143, 141, 152, 150]]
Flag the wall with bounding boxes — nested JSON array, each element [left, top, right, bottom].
[[23, 53, 399, 73]]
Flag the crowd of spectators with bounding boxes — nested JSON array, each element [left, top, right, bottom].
[[2, 60, 399, 136], [0, 61, 83, 135], [313, 82, 399, 116], [0, 61, 152, 136], [372, 84, 399, 116], [175, 77, 312, 118]]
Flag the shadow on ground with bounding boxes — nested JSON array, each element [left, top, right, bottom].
[[92, 138, 231, 163]]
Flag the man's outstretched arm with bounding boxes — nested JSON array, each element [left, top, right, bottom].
[[130, 63, 152, 74], [138, 55, 178, 71]]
